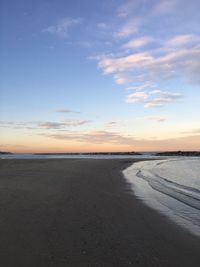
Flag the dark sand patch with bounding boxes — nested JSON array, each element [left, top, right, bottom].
[[0, 159, 199, 266]]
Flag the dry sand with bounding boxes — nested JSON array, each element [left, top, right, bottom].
[[0, 159, 199, 267]]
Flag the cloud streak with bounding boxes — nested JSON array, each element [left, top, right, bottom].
[[114, 73, 130, 84], [166, 34, 200, 48], [0, 120, 91, 130], [43, 17, 83, 38], [98, 41, 200, 83], [122, 36, 154, 49], [98, 52, 152, 74], [55, 109, 80, 114], [39, 120, 91, 129], [95, 30, 200, 107], [117, 0, 142, 18], [41, 130, 200, 151], [113, 18, 142, 39], [42, 130, 135, 145], [153, 0, 176, 15], [126, 90, 183, 108], [145, 116, 168, 122]]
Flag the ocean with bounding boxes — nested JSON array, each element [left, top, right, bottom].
[[0, 153, 157, 160]]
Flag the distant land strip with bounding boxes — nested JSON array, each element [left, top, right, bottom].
[[1, 151, 200, 156]]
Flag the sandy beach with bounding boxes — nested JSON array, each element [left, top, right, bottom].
[[0, 159, 199, 267]]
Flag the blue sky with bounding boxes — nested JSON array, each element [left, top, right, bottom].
[[1, 0, 200, 152]]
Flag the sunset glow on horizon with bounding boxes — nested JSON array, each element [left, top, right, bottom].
[[1, 0, 200, 153]]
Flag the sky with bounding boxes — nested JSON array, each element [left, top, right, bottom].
[[0, 0, 200, 153]]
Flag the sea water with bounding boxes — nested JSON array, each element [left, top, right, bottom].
[[0, 153, 159, 160], [123, 158, 200, 237]]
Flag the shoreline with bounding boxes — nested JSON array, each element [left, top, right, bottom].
[[123, 158, 200, 238], [0, 159, 199, 266]]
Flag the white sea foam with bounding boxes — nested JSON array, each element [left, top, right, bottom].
[[123, 158, 200, 237]]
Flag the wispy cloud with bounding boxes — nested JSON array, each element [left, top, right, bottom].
[[39, 122, 65, 129], [41, 129, 200, 151], [97, 22, 109, 29], [126, 91, 149, 103], [181, 128, 200, 135], [42, 130, 135, 145], [153, 0, 176, 15], [122, 37, 154, 49], [144, 92, 183, 108], [98, 52, 152, 74], [37, 120, 91, 129], [98, 43, 200, 81], [116, 0, 146, 18], [113, 18, 142, 39], [145, 116, 168, 122], [55, 109, 80, 114], [104, 121, 119, 128], [43, 17, 83, 38], [114, 73, 130, 84], [126, 90, 183, 108], [86, 1, 200, 112], [166, 34, 200, 47], [0, 121, 36, 130], [0, 120, 91, 130], [126, 82, 155, 91]]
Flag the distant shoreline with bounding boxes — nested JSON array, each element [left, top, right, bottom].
[[0, 151, 13, 155], [33, 151, 142, 156], [1, 151, 200, 156], [155, 151, 200, 156]]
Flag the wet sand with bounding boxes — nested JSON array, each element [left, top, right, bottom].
[[0, 159, 199, 266]]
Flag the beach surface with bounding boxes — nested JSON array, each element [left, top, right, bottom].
[[0, 159, 199, 267]]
